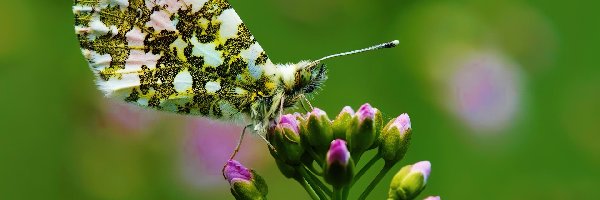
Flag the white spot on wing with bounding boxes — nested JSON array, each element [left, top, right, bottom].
[[219, 100, 241, 119], [75, 26, 90, 35], [170, 37, 188, 58], [146, 10, 177, 32], [240, 42, 265, 78], [190, 35, 223, 67], [89, 15, 110, 36], [126, 27, 146, 47], [86, 50, 112, 72], [217, 9, 243, 40], [72, 5, 93, 13], [174, 69, 193, 93], [137, 98, 149, 106], [125, 50, 161, 71], [205, 81, 221, 93], [98, 74, 141, 96], [234, 87, 247, 95]]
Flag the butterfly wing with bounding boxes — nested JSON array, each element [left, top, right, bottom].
[[74, 0, 277, 120]]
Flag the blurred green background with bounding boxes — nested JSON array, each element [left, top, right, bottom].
[[1, 0, 599, 199]]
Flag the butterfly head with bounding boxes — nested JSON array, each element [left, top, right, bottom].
[[275, 61, 328, 108], [292, 61, 328, 94]]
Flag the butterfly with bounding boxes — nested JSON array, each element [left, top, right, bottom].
[[73, 0, 398, 135]]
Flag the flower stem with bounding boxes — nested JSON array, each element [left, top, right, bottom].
[[358, 163, 393, 200], [343, 150, 382, 199], [303, 166, 332, 197], [298, 167, 329, 200], [306, 147, 324, 166], [296, 177, 321, 200], [352, 153, 381, 187], [333, 187, 342, 200], [305, 161, 324, 176], [341, 186, 350, 200]]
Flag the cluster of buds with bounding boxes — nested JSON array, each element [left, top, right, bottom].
[[225, 104, 439, 200]]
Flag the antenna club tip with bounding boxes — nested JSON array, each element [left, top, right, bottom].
[[384, 40, 399, 48]]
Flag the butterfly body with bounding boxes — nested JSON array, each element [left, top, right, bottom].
[[74, 0, 327, 133]]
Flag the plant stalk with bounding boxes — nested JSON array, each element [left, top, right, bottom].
[[358, 163, 393, 200]]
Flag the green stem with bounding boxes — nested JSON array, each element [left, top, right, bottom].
[[306, 147, 324, 166], [305, 161, 324, 176], [298, 167, 329, 200], [358, 163, 393, 200], [352, 153, 381, 186], [341, 186, 350, 200], [296, 177, 321, 200], [304, 166, 332, 197], [333, 187, 342, 200]]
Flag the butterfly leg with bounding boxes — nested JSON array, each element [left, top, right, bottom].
[[228, 125, 250, 160], [299, 97, 310, 112], [301, 94, 314, 111], [259, 133, 277, 155], [280, 95, 286, 119], [223, 124, 251, 178]]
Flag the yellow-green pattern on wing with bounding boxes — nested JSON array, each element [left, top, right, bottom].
[[74, 0, 278, 122]]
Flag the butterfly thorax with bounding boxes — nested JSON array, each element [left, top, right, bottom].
[[250, 61, 328, 133]]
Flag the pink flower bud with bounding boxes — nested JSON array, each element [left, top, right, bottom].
[[326, 139, 350, 166], [356, 103, 376, 121], [223, 160, 252, 184], [393, 113, 411, 135], [278, 114, 300, 134]]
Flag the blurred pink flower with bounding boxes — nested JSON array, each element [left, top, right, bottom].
[[179, 118, 265, 190], [448, 52, 523, 133], [103, 101, 158, 134]]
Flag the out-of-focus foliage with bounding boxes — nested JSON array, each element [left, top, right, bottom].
[[1, 0, 598, 199]]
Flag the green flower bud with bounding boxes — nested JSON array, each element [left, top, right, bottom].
[[301, 108, 333, 154], [224, 160, 268, 200], [379, 113, 412, 164], [323, 139, 355, 188], [347, 103, 382, 160], [332, 106, 355, 140], [388, 161, 431, 200], [268, 114, 304, 165]]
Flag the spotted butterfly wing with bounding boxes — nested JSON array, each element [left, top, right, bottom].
[[74, 0, 278, 122]]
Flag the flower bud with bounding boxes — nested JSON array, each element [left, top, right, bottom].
[[268, 114, 304, 165], [323, 139, 354, 188], [423, 196, 441, 200], [224, 160, 268, 200], [301, 108, 333, 153], [347, 103, 382, 159], [379, 113, 412, 164], [388, 161, 431, 200], [332, 106, 354, 140]]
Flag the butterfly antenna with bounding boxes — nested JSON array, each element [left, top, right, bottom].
[[314, 40, 399, 63]]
